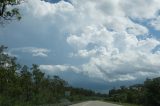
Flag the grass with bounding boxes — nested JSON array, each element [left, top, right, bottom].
[[104, 101, 142, 106], [120, 103, 142, 106]]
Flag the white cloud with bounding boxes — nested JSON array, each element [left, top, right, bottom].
[[150, 16, 160, 31], [126, 24, 148, 36], [11, 47, 50, 57], [67, 25, 114, 49], [120, 0, 160, 19], [40, 64, 80, 73], [70, 47, 108, 58], [67, 23, 160, 82], [26, 0, 74, 17], [1, 0, 160, 82]]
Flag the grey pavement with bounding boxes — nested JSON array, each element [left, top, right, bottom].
[[70, 101, 122, 106]]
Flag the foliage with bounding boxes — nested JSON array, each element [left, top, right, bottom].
[[0, 45, 97, 106], [107, 78, 160, 106], [1, 45, 159, 106], [0, 0, 22, 24], [144, 78, 160, 106]]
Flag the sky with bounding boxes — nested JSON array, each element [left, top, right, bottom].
[[0, 0, 160, 92]]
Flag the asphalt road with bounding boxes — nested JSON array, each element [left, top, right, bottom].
[[70, 101, 122, 106]]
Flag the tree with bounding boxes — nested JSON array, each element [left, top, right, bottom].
[[144, 78, 160, 106], [0, 0, 22, 24], [20, 65, 32, 102], [0, 45, 17, 93], [0, 45, 20, 105], [31, 64, 45, 104], [0, 45, 99, 105]]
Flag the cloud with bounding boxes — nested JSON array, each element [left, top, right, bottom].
[[11, 47, 50, 57], [120, 0, 160, 19], [67, 25, 160, 82], [40, 64, 80, 73], [65, 0, 160, 82], [150, 16, 160, 31], [1, 0, 160, 83]]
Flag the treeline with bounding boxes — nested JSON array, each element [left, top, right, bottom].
[[0, 45, 98, 106], [106, 77, 160, 106]]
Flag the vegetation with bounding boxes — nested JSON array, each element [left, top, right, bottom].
[[0, 45, 160, 106], [106, 77, 160, 106], [0, 45, 100, 106], [0, 0, 22, 24], [1, 1, 159, 106]]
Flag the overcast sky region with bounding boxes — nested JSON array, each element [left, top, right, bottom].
[[0, 0, 160, 92]]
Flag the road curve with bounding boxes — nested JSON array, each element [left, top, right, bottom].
[[70, 101, 122, 106]]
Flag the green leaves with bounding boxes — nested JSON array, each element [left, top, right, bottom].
[[144, 77, 160, 106], [107, 78, 160, 106], [0, 0, 22, 24], [0, 45, 97, 105]]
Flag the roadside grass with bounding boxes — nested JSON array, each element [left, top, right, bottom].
[[104, 101, 142, 106], [120, 103, 142, 106]]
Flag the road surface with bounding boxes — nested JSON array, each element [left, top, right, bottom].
[[70, 101, 122, 106]]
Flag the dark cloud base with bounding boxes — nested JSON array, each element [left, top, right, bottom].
[[42, 70, 145, 93]]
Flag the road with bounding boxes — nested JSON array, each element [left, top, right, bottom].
[[70, 101, 122, 106]]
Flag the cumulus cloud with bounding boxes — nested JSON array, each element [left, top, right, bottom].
[[120, 0, 160, 19], [1, 0, 160, 83], [11, 47, 50, 57], [150, 16, 160, 31], [40, 64, 80, 73], [66, 0, 160, 82], [67, 25, 160, 82]]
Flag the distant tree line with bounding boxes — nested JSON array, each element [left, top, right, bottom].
[[0, 45, 98, 106], [106, 77, 160, 106], [1, 45, 159, 106]]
